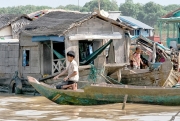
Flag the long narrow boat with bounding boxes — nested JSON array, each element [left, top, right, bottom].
[[28, 76, 180, 106]]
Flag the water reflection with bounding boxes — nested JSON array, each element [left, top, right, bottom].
[[0, 93, 180, 121]]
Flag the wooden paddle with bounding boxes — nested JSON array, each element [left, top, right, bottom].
[[38, 74, 58, 82]]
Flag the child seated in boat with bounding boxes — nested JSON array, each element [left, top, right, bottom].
[[53, 51, 79, 90], [130, 47, 144, 69]]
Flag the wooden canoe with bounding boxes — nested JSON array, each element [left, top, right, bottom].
[[28, 76, 180, 106], [110, 60, 180, 87]]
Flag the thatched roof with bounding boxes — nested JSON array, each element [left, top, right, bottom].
[[0, 14, 31, 30], [22, 11, 133, 36], [22, 11, 90, 36]]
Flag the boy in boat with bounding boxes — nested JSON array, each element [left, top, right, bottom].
[[130, 47, 144, 69], [53, 51, 79, 90]]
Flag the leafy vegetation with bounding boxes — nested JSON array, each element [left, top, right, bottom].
[[0, 0, 179, 27]]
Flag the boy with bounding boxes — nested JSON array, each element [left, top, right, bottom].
[[53, 51, 79, 90], [131, 47, 144, 69]]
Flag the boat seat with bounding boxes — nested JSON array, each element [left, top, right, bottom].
[[121, 69, 149, 75], [63, 89, 84, 92], [131, 69, 150, 74]]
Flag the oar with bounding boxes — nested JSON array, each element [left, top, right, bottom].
[[38, 74, 58, 82]]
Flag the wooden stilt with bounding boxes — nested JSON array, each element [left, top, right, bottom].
[[117, 69, 121, 83], [122, 94, 128, 110]]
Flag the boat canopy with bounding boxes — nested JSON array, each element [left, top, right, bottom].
[[32, 36, 65, 42]]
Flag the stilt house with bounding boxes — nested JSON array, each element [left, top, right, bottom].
[[19, 11, 133, 79]]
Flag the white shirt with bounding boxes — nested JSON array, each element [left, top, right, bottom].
[[67, 60, 79, 82]]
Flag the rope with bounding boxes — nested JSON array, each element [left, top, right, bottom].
[[105, 74, 123, 85], [169, 111, 180, 121], [79, 64, 123, 89]]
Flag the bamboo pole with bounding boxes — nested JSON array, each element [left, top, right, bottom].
[[167, 23, 169, 38], [159, 22, 162, 42], [122, 94, 128, 110], [173, 23, 175, 38], [51, 41, 54, 75], [98, 0, 100, 11]]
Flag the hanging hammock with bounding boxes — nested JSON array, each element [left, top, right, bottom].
[[80, 39, 112, 65], [45, 43, 64, 59]]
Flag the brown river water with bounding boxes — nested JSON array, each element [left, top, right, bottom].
[[0, 93, 180, 121]]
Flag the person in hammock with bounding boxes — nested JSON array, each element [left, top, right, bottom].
[[53, 51, 79, 90]]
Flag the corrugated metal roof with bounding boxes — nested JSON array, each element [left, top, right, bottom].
[[162, 8, 180, 18], [119, 16, 154, 29]]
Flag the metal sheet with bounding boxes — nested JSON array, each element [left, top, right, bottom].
[[32, 36, 64, 42]]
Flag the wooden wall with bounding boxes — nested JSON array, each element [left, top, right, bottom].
[[19, 46, 40, 74], [42, 43, 52, 75], [19, 34, 41, 78], [0, 26, 13, 39], [76, 17, 113, 35], [0, 43, 19, 78], [64, 36, 79, 65], [20, 34, 39, 47], [66, 17, 127, 65]]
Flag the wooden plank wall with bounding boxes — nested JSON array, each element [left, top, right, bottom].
[[77, 17, 112, 35], [64, 36, 79, 65], [0, 43, 19, 78], [18, 34, 42, 78], [66, 17, 127, 65], [20, 46, 40, 74], [43, 43, 52, 75], [93, 40, 104, 67], [108, 42, 115, 63], [20, 34, 38, 47]]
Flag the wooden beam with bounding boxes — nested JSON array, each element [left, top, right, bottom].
[[51, 41, 54, 75], [173, 23, 175, 38], [167, 23, 169, 38], [122, 94, 128, 110], [159, 22, 162, 42], [117, 69, 121, 83], [177, 23, 179, 38], [40, 44, 44, 75], [69, 34, 122, 41]]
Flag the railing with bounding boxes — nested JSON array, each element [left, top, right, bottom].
[[52, 58, 66, 74]]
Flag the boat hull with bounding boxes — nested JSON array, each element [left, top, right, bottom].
[[28, 76, 180, 106], [110, 60, 179, 87]]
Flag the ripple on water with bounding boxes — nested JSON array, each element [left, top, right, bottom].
[[15, 110, 60, 116], [1, 95, 180, 121], [68, 118, 110, 121], [119, 113, 177, 121]]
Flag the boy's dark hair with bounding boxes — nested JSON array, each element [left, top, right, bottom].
[[136, 46, 141, 50], [67, 51, 75, 58], [170, 46, 173, 49]]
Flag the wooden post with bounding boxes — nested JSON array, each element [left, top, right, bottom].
[[167, 23, 169, 38], [159, 22, 162, 42], [51, 41, 54, 75], [177, 23, 179, 39], [173, 23, 175, 38], [108, 42, 115, 63], [125, 34, 130, 63], [98, 0, 100, 11], [78, 0, 80, 11], [122, 94, 128, 110], [40, 44, 44, 75], [117, 69, 121, 83], [178, 52, 180, 72]]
